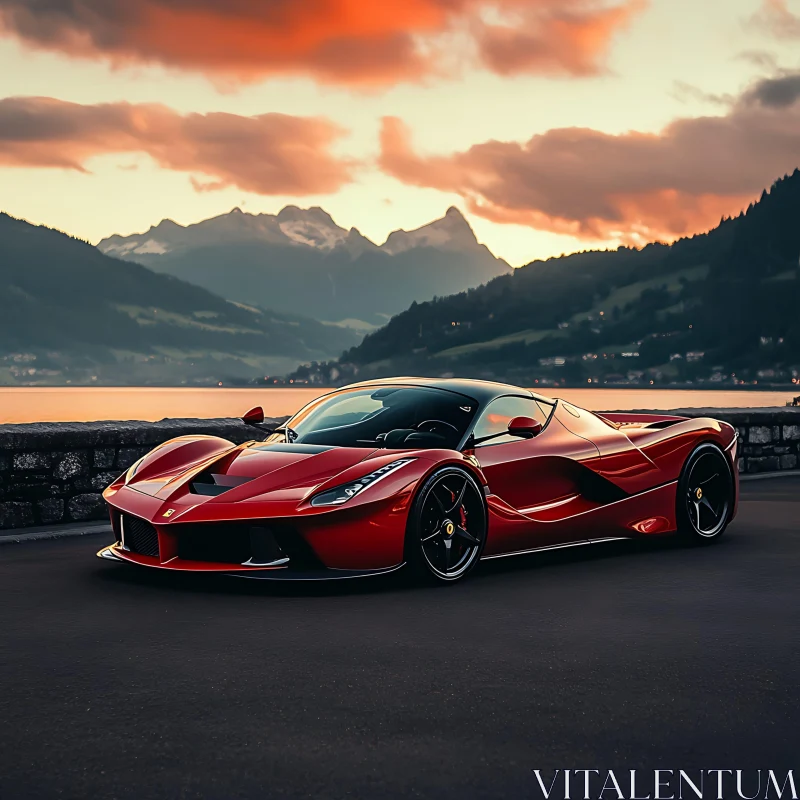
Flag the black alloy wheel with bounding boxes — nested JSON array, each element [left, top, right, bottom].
[[406, 466, 487, 583], [677, 443, 734, 541]]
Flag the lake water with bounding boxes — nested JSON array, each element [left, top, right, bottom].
[[0, 386, 795, 424]]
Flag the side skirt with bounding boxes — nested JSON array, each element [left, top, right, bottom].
[[481, 537, 631, 562]]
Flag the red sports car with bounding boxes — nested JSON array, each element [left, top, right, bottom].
[[98, 378, 738, 583]]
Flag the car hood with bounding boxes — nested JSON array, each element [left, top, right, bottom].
[[128, 442, 381, 504]]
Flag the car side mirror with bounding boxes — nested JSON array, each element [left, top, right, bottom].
[[242, 406, 265, 425], [508, 416, 542, 438]]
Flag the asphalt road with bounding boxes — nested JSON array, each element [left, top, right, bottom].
[[1, 478, 798, 800]]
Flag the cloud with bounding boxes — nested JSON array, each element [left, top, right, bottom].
[[0, 0, 644, 87], [741, 71, 800, 107], [378, 73, 800, 244], [0, 97, 355, 195], [736, 50, 779, 69], [670, 81, 734, 107], [474, 0, 643, 77], [751, 0, 800, 39]]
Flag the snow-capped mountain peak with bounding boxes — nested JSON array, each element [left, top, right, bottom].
[[97, 205, 509, 271], [98, 206, 370, 257], [275, 206, 351, 250], [381, 206, 481, 256]]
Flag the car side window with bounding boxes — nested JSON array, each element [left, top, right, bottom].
[[472, 396, 548, 447]]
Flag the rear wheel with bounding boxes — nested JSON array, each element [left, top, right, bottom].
[[405, 466, 487, 584], [677, 443, 734, 542]]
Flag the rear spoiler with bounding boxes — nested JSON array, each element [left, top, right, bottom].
[[598, 412, 690, 425], [596, 412, 691, 430]]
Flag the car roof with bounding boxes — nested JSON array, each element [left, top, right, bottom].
[[343, 376, 555, 406]]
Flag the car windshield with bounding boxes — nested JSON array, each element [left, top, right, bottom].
[[275, 386, 479, 449]]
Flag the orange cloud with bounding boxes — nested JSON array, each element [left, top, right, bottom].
[[0, 97, 354, 195], [475, 0, 643, 77], [0, 0, 644, 86], [752, 0, 800, 39], [378, 73, 800, 244]]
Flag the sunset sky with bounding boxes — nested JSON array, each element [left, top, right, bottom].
[[1, 0, 799, 265]]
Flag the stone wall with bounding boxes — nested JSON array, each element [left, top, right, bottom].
[[0, 408, 798, 531], [0, 417, 284, 530]]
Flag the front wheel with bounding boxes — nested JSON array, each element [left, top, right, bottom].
[[405, 466, 487, 584], [677, 443, 734, 542]]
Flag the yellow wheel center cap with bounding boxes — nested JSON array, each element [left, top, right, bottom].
[[695, 488, 703, 500], [445, 522, 455, 536]]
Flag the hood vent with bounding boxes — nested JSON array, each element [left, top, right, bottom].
[[251, 443, 334, 454], [190, 472, 253, 497]]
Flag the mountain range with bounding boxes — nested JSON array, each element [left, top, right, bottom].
[[0, 213, 359, 386], [98, 206, 511, 328], [5, 171, 798, 389], [292, 170, 800, 388]]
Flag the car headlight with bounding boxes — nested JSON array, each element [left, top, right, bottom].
[[310, 458, 415, 507]]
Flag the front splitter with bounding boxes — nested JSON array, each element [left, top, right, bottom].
[[97, 545, 405, 581]]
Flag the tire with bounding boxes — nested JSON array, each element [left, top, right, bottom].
[[405, 466, 488, 584], [676, 443, 734, 543]]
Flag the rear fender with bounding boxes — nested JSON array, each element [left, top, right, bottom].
[[626, 418, 735, 471]]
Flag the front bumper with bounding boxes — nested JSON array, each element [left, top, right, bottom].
[[101, 476, 413, 574]]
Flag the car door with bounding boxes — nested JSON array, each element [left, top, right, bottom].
[[469, 396, 601, 552]]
